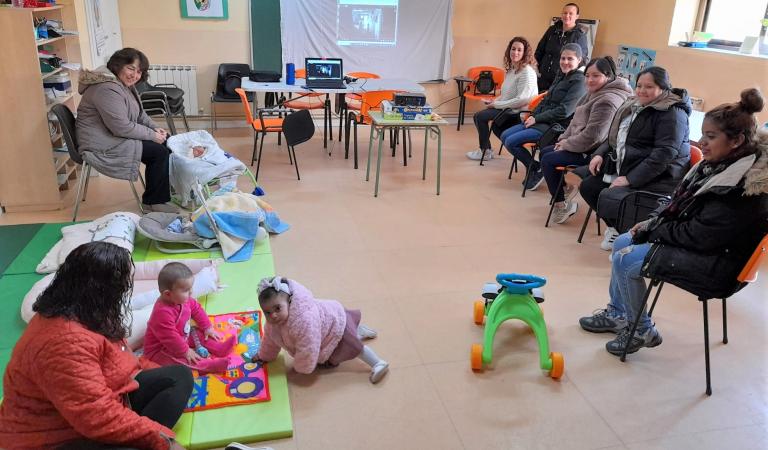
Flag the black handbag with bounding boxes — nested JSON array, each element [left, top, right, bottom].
[[490, 109, 522, 138], [538, 123, 567, 148]]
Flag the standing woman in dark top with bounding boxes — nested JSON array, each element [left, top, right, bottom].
[[535, 3, 589, 92]]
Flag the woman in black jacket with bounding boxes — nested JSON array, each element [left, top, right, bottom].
[[535, 3, 589, 91], [578, 88, 768, 356], [580, 66, 691, 250], [501, 43, 587, 189]]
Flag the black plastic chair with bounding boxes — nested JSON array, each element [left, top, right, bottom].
[[279, 110, 315, 180], [50, 104, 144, 221], [211, 63, 253, 130], [137, 80, 189, 135]]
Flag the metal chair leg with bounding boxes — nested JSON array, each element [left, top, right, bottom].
[[620, 281, 658, 362], [597, 214, 602, 236], [408, 129, 412, 157], [291, 146, 301, 180], [578, 207, 593, 243], [211, 98, 217, 131], [72, 163, 90, 222], [646, 282, 665, 317], [722, 298, 728, 344], [353, 119, 359, 169], [82, 164, 92, 202], [254, 132, 266, 181], [250, 130, 259, 164], [129, 179, 144, 214], [138, 171, 146, 189], [703, 298, 712, 396], [181, 108, 190, 132]]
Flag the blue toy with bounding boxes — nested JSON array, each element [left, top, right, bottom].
[[471, 273, 564, 379]]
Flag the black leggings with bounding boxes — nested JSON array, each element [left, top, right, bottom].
[[140, 140, 171, 205], [57, 365, 193, 450]]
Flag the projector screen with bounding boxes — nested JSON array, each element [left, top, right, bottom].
[[280, 0, 453, 81]]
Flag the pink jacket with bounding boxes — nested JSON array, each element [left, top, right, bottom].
[[257, 280, 346, 373], [143, 298, 212, 365]]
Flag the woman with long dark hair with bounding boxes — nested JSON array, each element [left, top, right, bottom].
[[0, 242, 192, 450], [579, 88, 767, 356], [76, 48, 177, 213], [466, 36, 538, 161]]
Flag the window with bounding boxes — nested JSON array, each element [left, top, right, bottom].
[[702, 0, 768, 43]]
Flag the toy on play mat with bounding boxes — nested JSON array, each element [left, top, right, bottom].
[[186, 310, 271, 412], [470, 273, 564, 379]]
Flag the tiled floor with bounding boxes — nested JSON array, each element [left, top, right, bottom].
[[2, 124, 766, 450]]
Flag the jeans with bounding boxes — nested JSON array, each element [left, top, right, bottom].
[[500, 124, 543, 170], [140, 140, 171, 205], [57, 365, 193, 450], [473, 107, 503, 150], [539, 145, 590, 202], [608, 233, 653, 331]]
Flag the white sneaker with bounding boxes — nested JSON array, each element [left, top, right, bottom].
[[564, 183, 578, 203], [357, 324, 378, 340], [600, 227, 619, 251], [466, 149, 493, 161], [553, 200, 578, 224], [370, 360, 389, 384], [225, 443, 274, 450]]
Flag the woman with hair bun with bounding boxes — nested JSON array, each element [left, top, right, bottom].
[[579, 88, 768, 357], [535, 55, 633, 224]]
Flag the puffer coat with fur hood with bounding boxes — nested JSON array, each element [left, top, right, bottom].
[[638, 133, 768, 299]]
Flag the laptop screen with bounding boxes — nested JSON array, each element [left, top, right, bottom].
[[305, 58, 343, 81]]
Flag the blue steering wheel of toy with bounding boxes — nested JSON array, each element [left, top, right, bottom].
[[495, 273, 546, 294]]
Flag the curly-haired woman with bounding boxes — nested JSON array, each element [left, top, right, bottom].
[[466, 36, 539, 161], [0, 242, 192, 450]]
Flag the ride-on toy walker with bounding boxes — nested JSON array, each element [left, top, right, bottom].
[[471, 273, 564, 379]]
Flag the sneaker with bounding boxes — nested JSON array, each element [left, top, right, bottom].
[[605, 326, 663, 356], [141, 202, 179, 214], [579, 307, 627, 333], [600, 227, 619, 251], [370, 360, 389, 384], [564, 183, 578, 203], [553, 200, 578, 224], [524, 169, 544, 191], [466, 149, 493, 161], [357, 324, 378, 340]]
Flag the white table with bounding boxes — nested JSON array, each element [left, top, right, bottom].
[[239, 77, 426, 149]]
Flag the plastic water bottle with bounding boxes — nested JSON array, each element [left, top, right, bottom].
[[286, 63, 295, 85]]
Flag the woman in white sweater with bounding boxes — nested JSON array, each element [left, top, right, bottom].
[[467, 36, 539, 161]]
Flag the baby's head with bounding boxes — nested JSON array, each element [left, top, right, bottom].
[[158, 262, 194, 306], [191, 145, 206, 158], [258, 276, 291, 325]]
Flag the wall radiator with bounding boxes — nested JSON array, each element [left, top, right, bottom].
[[146, 64, 199, 114]]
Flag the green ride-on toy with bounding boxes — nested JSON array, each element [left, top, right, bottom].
[[471, 273, 564, 379]]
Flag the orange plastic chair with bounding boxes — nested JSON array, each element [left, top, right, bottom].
[[690, 145, 703, 166], [344, 90, 397, 169], [338, 72, 381, 142], [235, 88, 284, 180], [622, 233, 768, 395], [456, 66, 505, 130]]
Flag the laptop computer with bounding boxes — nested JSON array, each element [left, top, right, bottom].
[[304, 58, 346, 89]]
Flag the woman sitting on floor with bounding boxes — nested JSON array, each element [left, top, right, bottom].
[[579, 66, 691, 250], [76, 47, 177, 213], [501, 43, 587, 189], [465, 36, 538, 162], [0, 242, 191, 450], [578, 88, 768, 356], [537, 56, 632, 224]]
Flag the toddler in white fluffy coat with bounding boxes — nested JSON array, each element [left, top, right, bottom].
[[252, 276, 389, 384]]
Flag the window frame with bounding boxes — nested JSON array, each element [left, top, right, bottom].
[[698, 0, 768, 48]]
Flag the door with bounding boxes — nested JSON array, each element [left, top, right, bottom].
[[85, 0, 123, 69]]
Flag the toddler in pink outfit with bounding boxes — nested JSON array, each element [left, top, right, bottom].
[[144, 262, 236, 374], [252, 276, 389, 384]]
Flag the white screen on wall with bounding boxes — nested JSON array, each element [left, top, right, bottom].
[[280, 0, 452, 81]]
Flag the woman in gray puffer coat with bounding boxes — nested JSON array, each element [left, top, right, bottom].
[[76, 48, 175, 212]]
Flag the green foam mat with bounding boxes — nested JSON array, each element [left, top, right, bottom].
[[3, 223, 70, 275], [0, 274, 44, 350], [204, 254, 275, 314], [0, 224, 42, 276]]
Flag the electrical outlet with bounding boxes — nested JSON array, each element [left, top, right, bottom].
[[199, 107, 205, 114], [690, 96, 705, 111]]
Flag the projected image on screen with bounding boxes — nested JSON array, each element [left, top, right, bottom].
[[337, 0, 398, 46]]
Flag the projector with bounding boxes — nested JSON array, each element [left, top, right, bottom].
[[394, 92, 426, 107]]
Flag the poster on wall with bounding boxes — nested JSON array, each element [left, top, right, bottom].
[[616, 45, 656, 87], [180, 0, 229, 20]]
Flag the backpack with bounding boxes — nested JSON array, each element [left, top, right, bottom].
[[223, 71, 243, 98], [474, 71, 496, 95]]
